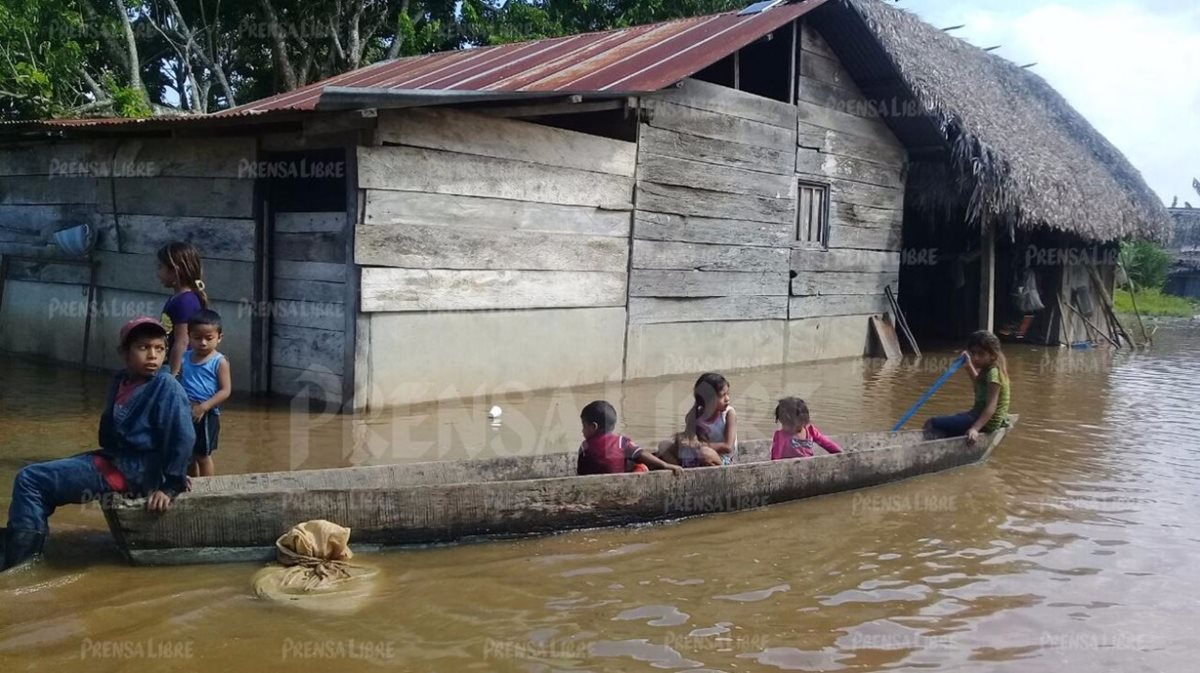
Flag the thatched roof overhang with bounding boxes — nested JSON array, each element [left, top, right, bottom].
[[811, 0, 1171, 244]]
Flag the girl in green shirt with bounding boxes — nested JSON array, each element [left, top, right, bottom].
[[925, 330, 1011, 444]]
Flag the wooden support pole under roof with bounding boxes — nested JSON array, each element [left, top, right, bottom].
[[979, 221, 996, 332]]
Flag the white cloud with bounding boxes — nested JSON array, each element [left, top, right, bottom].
[[900, 0, 1200, 204]]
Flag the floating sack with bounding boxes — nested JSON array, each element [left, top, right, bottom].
[[252, 520, 379, 613]]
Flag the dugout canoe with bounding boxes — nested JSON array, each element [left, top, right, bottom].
[[103, 417, 1017, 565]]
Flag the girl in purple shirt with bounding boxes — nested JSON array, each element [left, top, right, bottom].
[[156, 242, 209, 378]]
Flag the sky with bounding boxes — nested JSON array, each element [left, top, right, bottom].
[[896, 0, 1200, 205]]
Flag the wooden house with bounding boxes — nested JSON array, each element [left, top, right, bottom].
[[0, 0, 1170, 410]]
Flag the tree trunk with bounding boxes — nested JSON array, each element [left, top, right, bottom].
[[111, 0, 151, 109], [260, 0, 299, 91]]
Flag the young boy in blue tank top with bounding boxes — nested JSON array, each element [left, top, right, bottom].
[[180, 310, 232, 477]]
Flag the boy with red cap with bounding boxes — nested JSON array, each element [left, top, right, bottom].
[[2, 317, 195, 571]]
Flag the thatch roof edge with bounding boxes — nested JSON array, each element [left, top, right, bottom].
[[844, 0, 1171, 243]]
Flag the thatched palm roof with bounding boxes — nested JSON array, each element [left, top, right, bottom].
[[842, 0, 1171, 242]]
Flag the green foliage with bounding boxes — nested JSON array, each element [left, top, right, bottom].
[[1120, 239, 1172, 291], [103, 73, 153, 118], [2, 0, 752, 119], [1114, 288, 1197, 318]]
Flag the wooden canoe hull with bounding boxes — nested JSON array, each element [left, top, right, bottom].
[[103, 419, 1015, 565]]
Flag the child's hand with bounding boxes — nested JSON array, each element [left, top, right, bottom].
[[146, 490, 173, 512], [190, 402, 206, 422], [668, 464, 685, 476], [966, 428, 980, 445]]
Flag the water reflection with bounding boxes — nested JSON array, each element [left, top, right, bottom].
[[1, 324, 1198, 671]]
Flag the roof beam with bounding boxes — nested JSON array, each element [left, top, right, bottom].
[[475, 99, 629, 118]]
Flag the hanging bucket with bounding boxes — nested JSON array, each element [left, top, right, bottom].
[[52, 224, 94, 257]]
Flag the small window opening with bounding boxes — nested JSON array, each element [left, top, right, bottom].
[[797, 181, 830, 247]]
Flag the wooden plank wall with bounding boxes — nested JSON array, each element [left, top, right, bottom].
[[270, 211, 348, 405], [0, 138, 258, 383], [634, 78, 796, 324], [792, 22, 906, 319], [356, 108, 635, 313]]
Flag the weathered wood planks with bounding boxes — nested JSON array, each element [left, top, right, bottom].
[[274, 212, 346, 233], [791, 248, 900, 273], [271, 324, 345, 374], [828, 224, 903, 251], [359, 269, 627, 312], [792, 271, 899, 296], [355, 223, 627, 272], [658, 78, 796, 128], [796, 149, 905, 189], [638, 152, 795, 199], [797, 123, 907, 168], [629, 270, 786, 298], [638, 126, 793, 175], [630, 295, 787, 323], [644, 100, 796, 150], [112, 177, 254, 218], [363, 190, 631, 237], [632, 240, 789, 273], [789, 294, 890, 319], [636, 182, 795, 224], [633, 211, 789, 248], [93, 250, 253, 302], [97, 215, 256, 262], [376, 108, 636, 177], [357, 145, 634, 209]]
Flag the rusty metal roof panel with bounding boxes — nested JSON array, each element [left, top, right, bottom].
[[221, 0, 826, 115]]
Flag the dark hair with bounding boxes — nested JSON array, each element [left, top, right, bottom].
[[775, 397, 810, 427], [966, 330, 1008, 383], [157, 242, 209, 308], [580, 400, 617, 433], [188, 309, 223, 333], [691, 372, 729, 421]]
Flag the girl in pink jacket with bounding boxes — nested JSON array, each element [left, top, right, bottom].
[[771, 397, 842, 460]]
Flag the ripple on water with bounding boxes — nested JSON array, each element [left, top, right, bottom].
[[612, 605, 691, 627], [713, 584, 791, 603]]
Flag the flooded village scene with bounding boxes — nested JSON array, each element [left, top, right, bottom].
[[1, 0, 1197, 671]]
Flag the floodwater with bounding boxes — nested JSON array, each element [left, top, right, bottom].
[[1, 323, 1198, 672]]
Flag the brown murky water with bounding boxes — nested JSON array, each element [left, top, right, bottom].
[[1, 323, 1198, 672]]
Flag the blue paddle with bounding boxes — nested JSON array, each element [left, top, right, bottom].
[[892, 353, 967, 431]]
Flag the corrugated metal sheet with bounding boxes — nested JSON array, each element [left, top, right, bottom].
[[222, 0, 826, 115]]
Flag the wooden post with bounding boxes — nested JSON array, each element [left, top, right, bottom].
[[978, 222, 995, 332]]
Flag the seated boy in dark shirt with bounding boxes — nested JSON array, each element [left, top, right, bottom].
[[2, 317, 194, 571]]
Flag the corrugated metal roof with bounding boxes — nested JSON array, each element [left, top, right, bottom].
[[222, 0, 826, 115]]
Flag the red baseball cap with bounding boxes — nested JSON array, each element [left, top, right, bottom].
[[119, 316, 168, 349]]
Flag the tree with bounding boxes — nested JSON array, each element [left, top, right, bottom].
[[1, 0, 749, 119]]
